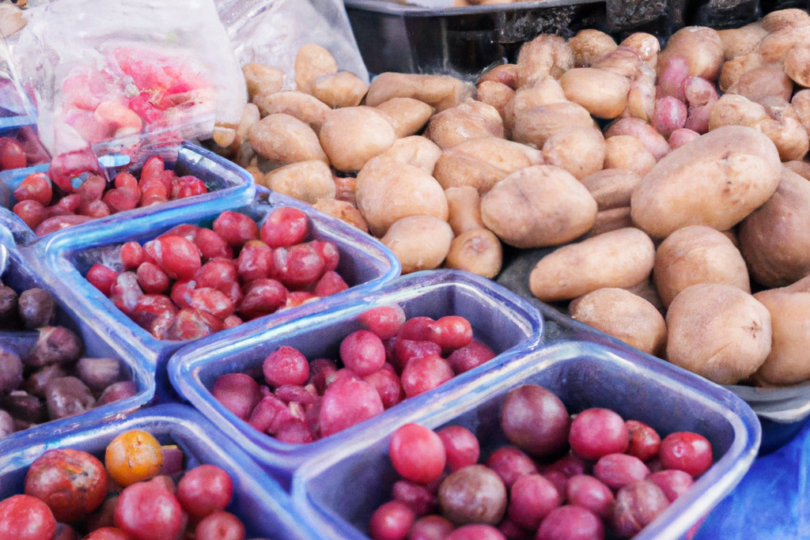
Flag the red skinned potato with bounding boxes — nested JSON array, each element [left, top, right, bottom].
[[529, 228, 655, 302], [570, 288, 667, 356], [654, 225, 750, 308], [666, 284, 771, 385], [480, 165, 597, 249], [605, 117, 671, 160], [630, 126, 781, 240], [739, 167, 810, 288]]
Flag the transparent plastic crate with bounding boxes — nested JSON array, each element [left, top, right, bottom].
[[169, 269, 543, 482], [0, 226, 154, 452], [292, 340, 761, 540], [0, 141, 255, 245], [0, 404, 320, 540], [35, 189, 400, 401]]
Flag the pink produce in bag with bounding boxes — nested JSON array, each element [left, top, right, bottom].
[[12, 0, 247, 162], [216, 0, 368, 87]]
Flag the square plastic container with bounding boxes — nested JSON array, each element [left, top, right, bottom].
[[0, 403, 320, 540], [0, 227, 154, 452], [0, 141, 255, 245], [34, 188, 400, 401], [292, 340, 761, 540], [169, 269, 543, 482]]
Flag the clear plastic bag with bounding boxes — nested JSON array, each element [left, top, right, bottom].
[[11, 0, 247, 162], [216, 0, 369, 88]]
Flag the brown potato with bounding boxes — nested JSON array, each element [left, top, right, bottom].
[[753, 287, 810, 386], [761, 8, 810, 33], [754, 116, 809, 162], [717, 24, 768, 60], [478, 64, 519, 89], [312, 199, 369, 232], [727, 66, 793, 103], [739, 167, 810, 288], [253, 91, 331, 133], [517, 35, 574, 87], [584, 207, 634, 238], [620, 33, 660, 65], [559, 68, 630, 119], [708, 94, 769, 130], [334, 176, 356, 205], [784, 45, 810, 88], [653, 225, 750, 308], [542, 128, 606, 180], [593, 48, 648, 83], [624, 81, 655, 122], [792, 90, 810, 133], [503, 80, 568, 134], [262, 161, 335, 204], [657, 27, 724, 80], [513, 101, 595, 148], [366, 73, 474, 112], [630, 126, 781, 239], [481, 165, 597, 249], [319, 107, 395, 171], [375, 98, 434, 138], [445, 186, 485, 235], [529, 228, 655, 301], [759, 26, 810, 63], [381, 216, 454, 274], [243, 63, 284, 99], [311, 72, 368, 108], [426, 99, 504, 149], [229, 103, 261, 154], [718, 53, 767, 92], [569, 29, 617, 67], [666, 284, 771, 385], [294, 44, 338, 94], [580, 169, 643, 211], [784, 160, 810, 180], [570, 288, 666, 356], [355, 161, 448, 237], [477, 81, 515, 119], [248, 114, 328, 165], [433, 137, 543, 194], [375, 136, 442, 174], [445, 229, 503, 278], [603, 135, 656, 177], [624, 278, 665, 314], [604, 118, 670, 160]]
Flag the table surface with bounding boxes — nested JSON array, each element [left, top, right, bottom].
[[696, 419, 810, 539]]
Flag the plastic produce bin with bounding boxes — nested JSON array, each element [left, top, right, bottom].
[[34, 189, 400, 401], [169, 270, 543, 482], [0, 141, 255, 245], [0, 404, 320, 540], [292, 340, 761, 540], [0, 226, 154, 452]]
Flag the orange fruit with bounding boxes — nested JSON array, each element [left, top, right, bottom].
[[105, 430, 164, 487]]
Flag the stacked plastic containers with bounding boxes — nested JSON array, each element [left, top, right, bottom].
[[31, 183, 400, 400], [0, 404, 321, 540], [292, 341, 761, 540], [169, 270, 544, 482], [0, 142, 256, 245], [0, 223, 154, 452]]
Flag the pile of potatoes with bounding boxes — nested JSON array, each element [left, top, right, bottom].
[[215, 9, 810, 390]]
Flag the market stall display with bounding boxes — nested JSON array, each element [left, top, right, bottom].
[[3, 0, 810, 537]]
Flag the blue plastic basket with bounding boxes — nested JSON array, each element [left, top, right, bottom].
[[292, 340, 760, 540], [169, 270, 543, 482], [0, 226, 154, 453], [0, 404, 320, 540], [33, 188, 400, 401]]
